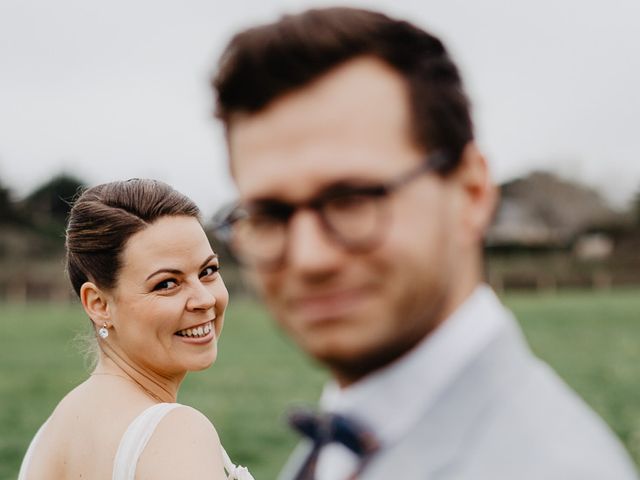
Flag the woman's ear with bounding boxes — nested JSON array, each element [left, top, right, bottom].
[[80, 282, 111, 329]]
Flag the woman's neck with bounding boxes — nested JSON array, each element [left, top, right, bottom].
[[92, 346, 184, 404]]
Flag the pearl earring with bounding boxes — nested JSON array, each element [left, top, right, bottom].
[[98, 323, 109, 339]]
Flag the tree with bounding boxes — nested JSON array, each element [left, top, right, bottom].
[[20, 173, 86, 237], [0, 179, 14, 223], [633, 188, 640, 226]]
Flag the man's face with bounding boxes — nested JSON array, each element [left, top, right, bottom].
[[228, 57, 477, 385]]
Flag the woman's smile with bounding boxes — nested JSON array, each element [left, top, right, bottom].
[[175, 320, 216, 344]]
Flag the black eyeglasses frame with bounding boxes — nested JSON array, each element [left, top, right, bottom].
[[212, 150, 449, 270]]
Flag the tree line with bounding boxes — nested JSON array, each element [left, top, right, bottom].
[[0, 173, 86, 243], [0, 171, 639, 299], [2, 170, 640, 250]]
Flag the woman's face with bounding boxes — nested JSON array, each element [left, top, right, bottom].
[[106, 215, 228, 377]]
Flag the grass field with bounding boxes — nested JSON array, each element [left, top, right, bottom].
[[1, 289, 640, 479]]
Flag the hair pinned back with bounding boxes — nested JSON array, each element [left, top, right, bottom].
[[65, 179, 200, 296]]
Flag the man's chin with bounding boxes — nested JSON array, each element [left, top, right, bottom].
[[302, 342, 388, 384], [302, 331, 424, 386]]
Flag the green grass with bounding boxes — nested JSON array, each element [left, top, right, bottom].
[[1, 289, 640, 479], [505, 289, 640, 460], [0, 300, 326, 480]]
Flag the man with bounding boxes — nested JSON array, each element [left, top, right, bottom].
[[211, 7, 637, 479]]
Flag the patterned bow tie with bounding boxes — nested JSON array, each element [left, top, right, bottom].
[[288, 409, 380, 480]]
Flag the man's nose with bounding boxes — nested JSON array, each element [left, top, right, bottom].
[[285, 209, 344, 275]]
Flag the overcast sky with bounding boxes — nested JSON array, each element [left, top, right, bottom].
[[1, 0, 639, 215]]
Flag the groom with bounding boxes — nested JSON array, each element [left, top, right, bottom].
[[211, 7, 637, 479]]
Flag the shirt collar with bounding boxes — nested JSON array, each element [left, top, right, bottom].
[[319, 284, 511, 447]]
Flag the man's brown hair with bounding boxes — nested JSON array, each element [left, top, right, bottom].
[[213, 7, 473, 172]]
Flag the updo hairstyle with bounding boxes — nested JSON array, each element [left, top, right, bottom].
[[65, 179, 200, 296]]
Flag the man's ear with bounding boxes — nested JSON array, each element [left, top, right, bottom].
[[453, 142, 498, 244], [80, 282, 112, 329]]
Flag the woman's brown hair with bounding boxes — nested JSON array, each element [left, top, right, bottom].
[[65, 178, 200, 296]]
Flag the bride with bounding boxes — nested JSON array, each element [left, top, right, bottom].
[[18, 179, 254, 479]]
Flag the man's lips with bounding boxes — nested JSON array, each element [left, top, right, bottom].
[[288, 287, 371, 324]]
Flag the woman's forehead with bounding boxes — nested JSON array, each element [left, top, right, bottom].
[[120, 216, 212, 277]]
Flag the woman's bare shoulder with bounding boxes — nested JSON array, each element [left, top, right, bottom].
[[136, 405, 227, 479]]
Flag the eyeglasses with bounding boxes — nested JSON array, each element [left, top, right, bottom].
[[212, 151, 448, 271]]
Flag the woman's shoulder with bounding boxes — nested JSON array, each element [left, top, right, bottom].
[[135, 403, 222, 449], [135, 404, 227, 479], [150, 403, 221, 441]]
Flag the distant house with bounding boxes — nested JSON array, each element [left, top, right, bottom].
[[484, 171, 639, 290], [486, 171, 621, 249]]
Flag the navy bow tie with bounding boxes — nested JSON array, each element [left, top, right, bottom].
[[288, 409, 379, 480]]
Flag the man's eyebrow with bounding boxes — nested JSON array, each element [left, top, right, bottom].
[[145, 254, 218, 281], [319, 179, 383, 194], [246, 178, 381, 206], [245, 196, 290, 206]]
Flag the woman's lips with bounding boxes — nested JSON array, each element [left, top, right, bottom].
[[175, 320, 216, 344]]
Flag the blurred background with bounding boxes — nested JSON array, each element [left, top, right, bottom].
[[1, 0, 639, 478]]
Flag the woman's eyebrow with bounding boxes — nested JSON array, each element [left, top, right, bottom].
[[200, 254, 218, 270], [146, 268, 183, 281], [145, 254, 218, 281]]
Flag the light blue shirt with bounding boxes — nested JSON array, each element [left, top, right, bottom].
[[317, 284, 508, 479]]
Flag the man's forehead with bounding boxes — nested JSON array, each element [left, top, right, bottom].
[[232, 153, 396, 203], [227, 57, 421, 201]]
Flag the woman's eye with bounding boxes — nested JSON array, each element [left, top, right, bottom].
[[200, 264, 220, 278], [154, 279, 178, 291]]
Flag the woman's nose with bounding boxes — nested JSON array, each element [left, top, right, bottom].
[[186, 281, 217, 311]]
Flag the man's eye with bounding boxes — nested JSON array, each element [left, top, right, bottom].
[[248, 203, 292, 223], [154, 279, 178, 291], [200, 264, 220, 278], [252, 213, 285, 225], [245, 213, 287, 235], [327, 193, 370, 209], [320, 184, 386, 210], [324, 192, 381, 217]]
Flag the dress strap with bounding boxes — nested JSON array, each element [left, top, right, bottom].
[[222, 446, 256, 480], [112, 403, 181, 480]]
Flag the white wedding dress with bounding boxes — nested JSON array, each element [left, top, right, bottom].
[[18, 403, 255, 480]]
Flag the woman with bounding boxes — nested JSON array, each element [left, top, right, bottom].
[[18, 179, 254, 479]]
